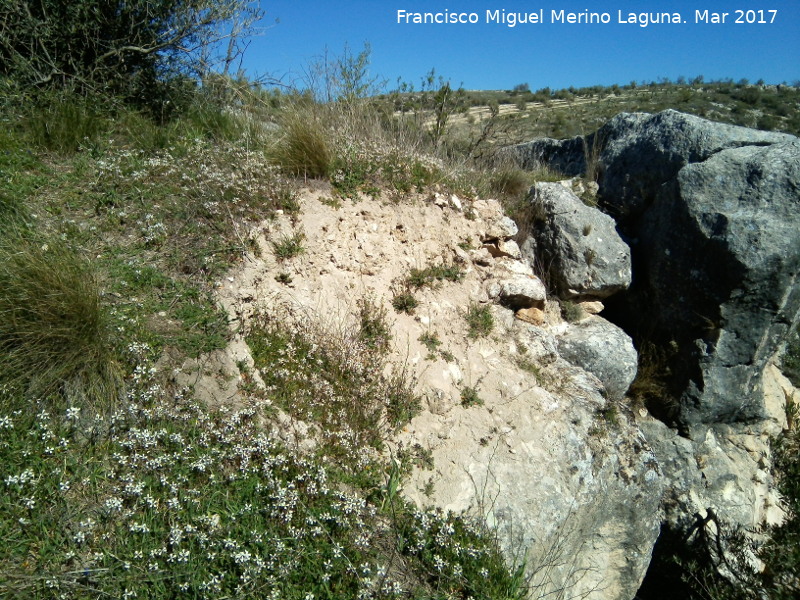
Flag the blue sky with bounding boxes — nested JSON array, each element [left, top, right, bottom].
[[242, 1, 800, 91]]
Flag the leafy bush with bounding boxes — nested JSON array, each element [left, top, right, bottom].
[[0, 0, 262, 110]]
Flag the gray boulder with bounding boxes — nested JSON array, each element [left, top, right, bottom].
[[512, 135, 586, 176], [639, 416, 784, 536], [496, 275, 547, 309], [523, 182, 632, 300], [518, 111, 800, 427], [596, 110, 795, 222], [639, 140, 800, 424], [557, 316, 638, 401]]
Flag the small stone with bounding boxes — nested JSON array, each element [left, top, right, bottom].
[[471, 247, 494, 266], [516, 307, 546, 326], [498, 276, 547, 309], [579, 301, 604, 315]]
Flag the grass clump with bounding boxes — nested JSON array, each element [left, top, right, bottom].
[[392, 291, 419, 314], [407, 263, 464, 289], [560, 301, 585, 323], [357, 296, 392, 353], [782, 327, 800, 387], [271, 109, 332, 178], [22, 91, 110, 154], [465, 302, 494, 339], [488, 165, 534, 198], [272, 232, 305, 260], [0, 230, 122, 411], [460, 385, 484, 408], [419, 331, 442, 356]]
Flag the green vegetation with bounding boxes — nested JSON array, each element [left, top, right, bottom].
[[357, 296, 392, 353], [3, 9, 800, 596], [465, 303, 494, 339], [782, 327, 800, 387], [0, 344, 524, 599], [407, 263, 464, 289], [460, 385, 484, 408], [560, 301, 586, 323], [419, 331, 442, 353], [392, 292, 419, 314], [0, 229, 122, 412], [272, 232, 305, 260], [390, 263, 464, 316]]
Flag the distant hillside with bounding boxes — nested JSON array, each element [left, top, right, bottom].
[[390, 80, 800, 154]]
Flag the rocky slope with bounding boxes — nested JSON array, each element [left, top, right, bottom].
[[514, 110, 800, 595], [187, 188, 661, 600], [174, 109, 798, 600]]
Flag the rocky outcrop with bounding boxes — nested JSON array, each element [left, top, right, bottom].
[[513, 135, 586, 176], [515, 111, 799, 598], [521, 182, 632, 300], [519, 110, 800, 427], [596, 110, 795, 221], [639, 140, 800, 425], [401, 362, 663, 600], [557, 316, 638, 401]]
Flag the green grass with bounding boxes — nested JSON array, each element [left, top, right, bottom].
[[460, 385, 484, 408], [392, 292, 419, 314], [465, 303, 494, 339], [104, 258, 229, 358], [272, 232, 305, 260], [407, 263, 464, 289], [357, 296, 392, 353], [0, 229, 122, 412], [271, 109, 332, 178]]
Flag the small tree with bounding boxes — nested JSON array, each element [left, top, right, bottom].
[[302, 43, 385, 104], [0, 0, 263, 107], [422, 69, 467, 147]]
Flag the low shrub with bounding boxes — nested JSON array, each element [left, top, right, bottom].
[[465, 302, 494, 339], [271, 232, 305, 260], [392, 291, 419, 314], [0, 229, 121, 411], [271, 108, 332, 178]]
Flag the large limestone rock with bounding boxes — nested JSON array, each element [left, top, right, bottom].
[[557, 316, 638, 401], [595, 110, 795, 221], [400, 361, 663, 600], [638, 140, 800, 424], [522, 182, 632, 300], [638, 362, 792, 541], [513, 135, 586, 176], [517, 110, 800, 427]]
